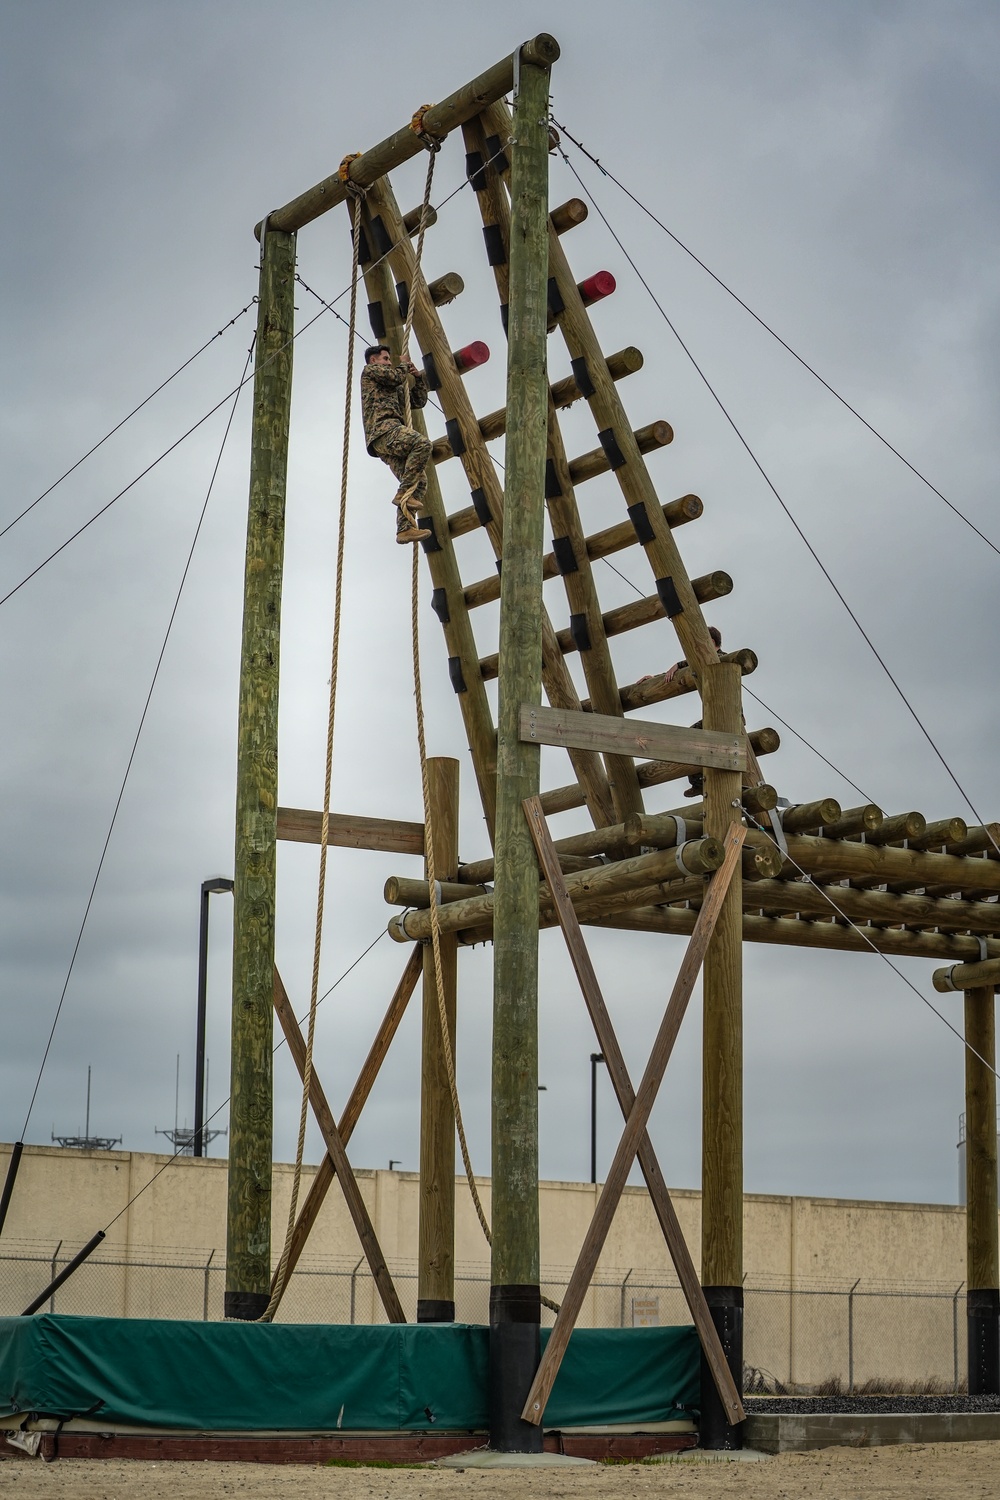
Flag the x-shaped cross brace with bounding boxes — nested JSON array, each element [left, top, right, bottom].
[[520, 796, 746, 1427]]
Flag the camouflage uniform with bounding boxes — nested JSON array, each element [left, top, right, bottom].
[[360, 362, 431, 527]]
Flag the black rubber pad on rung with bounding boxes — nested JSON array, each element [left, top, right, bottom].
[[431, 588, 450, 624], [485, 134, 510, 174], [628, 501, 655, 544], [547, 277, 565, 317], [371, 216, 393, 257], [544, 459, 562, 499], [598, 428, 627, 470], [466, 151, 487, 192], [470, 488, 493, 526], [500, 303, 509, 336], [570, 613, 592, 652], [552, 535, 578, 575], [420, 517, 442, 554], [357, 227, 372, 266], [367, 301, 386, 340], [395, 281, 409, 320], [483, 224, 507, 267], [448, 657, 468, 694], [422, 352, 440, 391], [571, 356, 595, 398], [445, 419, 466, 459], [655, 576, 683, 617]]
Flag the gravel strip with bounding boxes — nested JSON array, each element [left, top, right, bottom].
[[745, 1393, 1000, 1414]]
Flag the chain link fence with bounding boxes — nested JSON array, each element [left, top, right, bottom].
[[0, 1244, 969, 1393]]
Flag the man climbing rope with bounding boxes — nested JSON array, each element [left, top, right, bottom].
[[361, 345, 432, 544]]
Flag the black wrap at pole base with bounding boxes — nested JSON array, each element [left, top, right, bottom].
[[0, 1142, 24, 1239], [224, 1290, 270, 1321], [967, 1288, 1000, 1394], [488, 1285, 543, 1452], [22, 1230, 105, 1316], [417, 1298, 455, 1323], [698, 1286, 744, 1450]]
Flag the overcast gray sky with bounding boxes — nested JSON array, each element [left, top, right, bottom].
[[2, 1, 998, 1232]]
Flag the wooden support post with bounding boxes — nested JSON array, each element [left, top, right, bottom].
[[964, 984, 1000, 1394], [418, 758, 459, 1323], [489, 43, 554, 1455], [226, 224, 295, 1321], [700, 661, 745, 1448]]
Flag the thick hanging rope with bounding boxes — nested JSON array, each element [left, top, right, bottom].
[[410, 543, 493, 1246], [263, 170, 366, 1322]]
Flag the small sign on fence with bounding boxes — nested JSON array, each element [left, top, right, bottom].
[[631, 1295, 660, 1328]]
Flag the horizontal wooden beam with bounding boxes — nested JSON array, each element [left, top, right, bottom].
[[784, 833, 1000, 900], [592, 905, 1000, 961], [519, 704, 745, 770], [934, 957, 1000, 992], [746, 877, 1000, 937], [384, 875, 487, 908], [388, 838, 725, 944], [277, 807, 424, 856], [254, 35, 560, 236]]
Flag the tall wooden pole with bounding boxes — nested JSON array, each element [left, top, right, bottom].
[[490, 34, 558, 1453], [964, 984, 999, 1393], [700, 661, 745, 1446], [418, 758, 459, 1323], [225, 223, 295, 1320]]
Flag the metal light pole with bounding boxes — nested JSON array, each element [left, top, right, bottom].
[[590, 1053, 605, 1184], [194, 877, 234, 1157]]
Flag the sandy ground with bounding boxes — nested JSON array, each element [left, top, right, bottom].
[[0, 1444, 999, 1500]]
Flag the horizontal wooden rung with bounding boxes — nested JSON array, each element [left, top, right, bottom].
[[432, 348, 643, 465], [463, 494, 702, 606], [478, 573, 731, 677], [568, 420, 672, 486], [550, 197, 588, 234], [605, 648, 757, 713]]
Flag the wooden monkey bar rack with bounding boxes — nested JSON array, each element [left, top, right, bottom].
[[229, 28, 1000, 1459]]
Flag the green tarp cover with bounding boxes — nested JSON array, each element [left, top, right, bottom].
[[0, 1316, 698, 1431]]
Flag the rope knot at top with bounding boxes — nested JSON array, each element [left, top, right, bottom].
[[410, 105, 445, 153], [338, 152, 368, 198]]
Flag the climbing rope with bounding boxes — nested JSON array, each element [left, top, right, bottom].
[[410, 544, 493, 1245], [263, 164, 367, 1322]]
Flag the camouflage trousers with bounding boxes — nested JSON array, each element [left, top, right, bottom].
[[370, 424, 432, 513]]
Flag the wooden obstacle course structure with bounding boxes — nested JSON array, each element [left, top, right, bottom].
[[228, 32, 1000, 1453]]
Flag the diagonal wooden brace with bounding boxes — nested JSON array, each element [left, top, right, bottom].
[[519, 806, 746, 1425], [271, 960, 420, 1322]]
